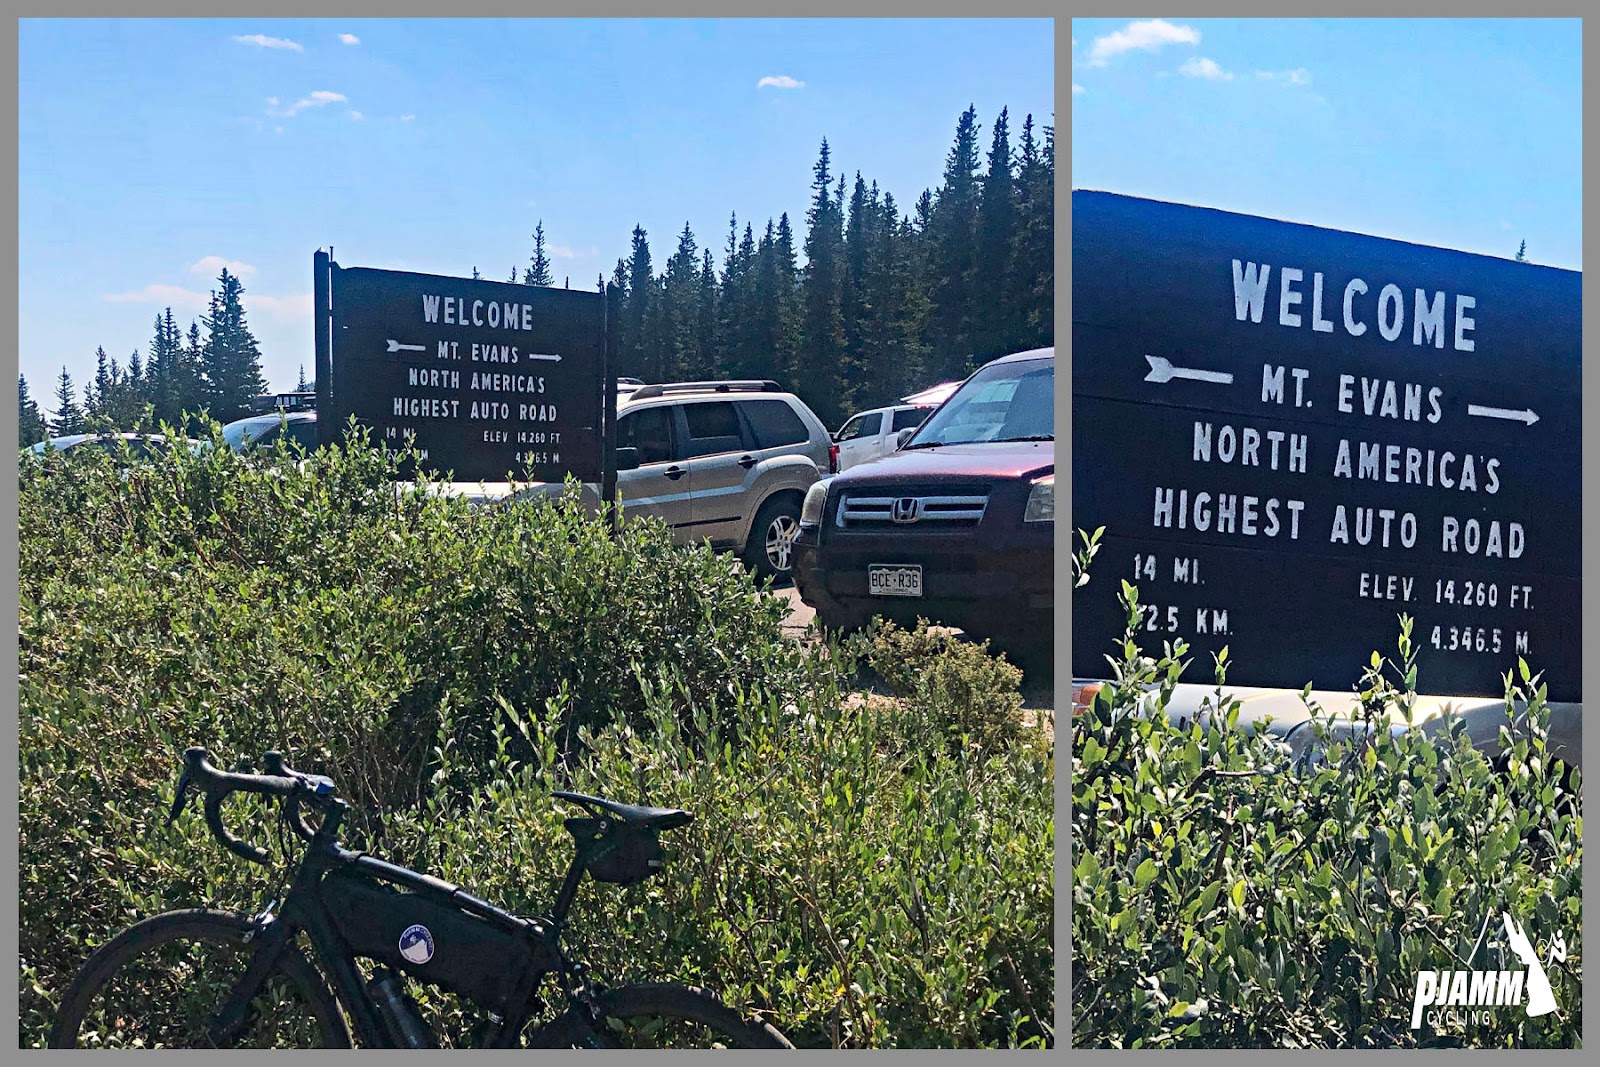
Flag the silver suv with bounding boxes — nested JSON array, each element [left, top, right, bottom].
[[615, 380, 831, 583]]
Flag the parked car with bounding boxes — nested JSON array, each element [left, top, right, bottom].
[[793, 347, 1054, 663], [612, 379, 832, 582], [831, 404, 934, 472], [24, 432, 201, 461], [221, 411, 320, 453]]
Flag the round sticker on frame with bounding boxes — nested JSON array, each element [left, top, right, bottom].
[[399, 924, 435, 964]]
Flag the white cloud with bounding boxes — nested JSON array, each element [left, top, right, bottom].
[[348, 110, 365, 121], [277, 90, 348, 117], [233, 34, 302, 52], [1257, 67, 1312, 86], [338, 33, 360, 45], [399, 114, 415, 122], [248, 293, 315, 324], [1180, 57, 1234, 81], [1087, 19, 1199, 66], [103, 284, 209, 311], [1072, 83, 1085, 95], [757, 75, 804, 90], [265, 96, 279, 107], [189, 256, 257, 280]]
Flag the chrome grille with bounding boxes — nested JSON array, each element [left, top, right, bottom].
[[837, 492, 988, 527]]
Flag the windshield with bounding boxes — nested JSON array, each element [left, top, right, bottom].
[[905, 357, 1054, 448]]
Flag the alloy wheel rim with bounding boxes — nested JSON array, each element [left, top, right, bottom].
[[766, 515, 798, 571]]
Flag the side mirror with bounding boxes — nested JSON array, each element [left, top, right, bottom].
[[895, 428, 917, 450], [616, 446, 641, 472]]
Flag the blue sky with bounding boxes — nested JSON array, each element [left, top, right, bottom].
[[1072, 18, 1580, 269], [19, 18, 1053, 401]]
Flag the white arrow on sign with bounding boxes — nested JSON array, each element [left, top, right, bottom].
[[526, 353, 562, 362], [1144, 354, 1234, 386], [386, 339, 426, 353], [1467, 403, 1540, 426]]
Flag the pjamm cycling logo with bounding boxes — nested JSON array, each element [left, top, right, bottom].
[[1409, 913, 1567, 1030]]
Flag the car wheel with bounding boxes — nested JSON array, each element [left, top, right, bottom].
[[744, 495, 802, 584]]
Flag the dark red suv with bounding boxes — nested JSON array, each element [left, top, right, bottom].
[[792, 348, 1054, 664]]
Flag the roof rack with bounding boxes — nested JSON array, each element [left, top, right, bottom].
[[627, 379, 783, 400]]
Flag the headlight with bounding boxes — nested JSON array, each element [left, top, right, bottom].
[[1023, 474, 1054, 522], [801, 478, 832, 526]]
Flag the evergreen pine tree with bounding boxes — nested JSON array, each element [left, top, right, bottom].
[[661, 223, 701, 382], [773, 213, 802, 386], [842, 173, 874, 366], [87, 346, 114, 422], [51, 366, 84, 436], [524, 220, 554, 286], [181, 321, 206, 428], [1009, 114, 1051, 349], [1516, 239, 1528, 262], [697, 248, 719, 378], [974, 106, 1016, 359], [622, 226, 656, 381], [199, 269, 269, 421], [800, 140, 849, 425], [296, 364, 310, 391], [19, 374, 47, 447], [928, 105, 983, 379], [717, 213, 746, 375], [471, 266, 481, 280]]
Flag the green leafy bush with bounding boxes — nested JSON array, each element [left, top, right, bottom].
[[864, 618, 1034, 757], [18, 430, 1053, 1048], [1072, 573, 1582, 1049]]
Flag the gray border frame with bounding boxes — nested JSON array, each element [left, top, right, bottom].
[[1066, 11, 1588, 1057]]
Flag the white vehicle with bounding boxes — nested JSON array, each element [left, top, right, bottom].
[[830, 404, 933, 472]]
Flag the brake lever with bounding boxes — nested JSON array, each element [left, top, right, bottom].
[[165, 767, 192, 827]]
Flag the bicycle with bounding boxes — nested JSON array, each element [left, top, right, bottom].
[[49, 746, 793, 1049]]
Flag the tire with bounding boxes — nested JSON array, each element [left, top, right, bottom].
[[743, 494, 802, 585], [527, 982, 794, 1049], [48, 909, 351, 1049]]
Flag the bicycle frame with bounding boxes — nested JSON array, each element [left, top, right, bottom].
[[210, 796, 599, 1049]]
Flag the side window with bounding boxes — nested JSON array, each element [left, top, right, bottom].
[[618, 406, 675, 465], [250, 425, 282, 448], [740, 399, 810, 448], [837, 413, 882, 441], [681, 401, 745, 458], [286, 420, 320, 451], [892, 407, 929, 432]]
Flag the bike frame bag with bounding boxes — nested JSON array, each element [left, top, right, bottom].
[[318, 868, 551, 1011]]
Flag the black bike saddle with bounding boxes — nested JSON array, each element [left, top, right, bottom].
[[552, 791, 694, 832]]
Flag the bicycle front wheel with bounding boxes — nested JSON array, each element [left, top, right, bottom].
[[48, 909, 350, 1049], [529, 982, 793, 1049]]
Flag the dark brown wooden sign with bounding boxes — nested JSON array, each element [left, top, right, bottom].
[[1072, 191, 1581, 700], [315, 255, 607, 484]]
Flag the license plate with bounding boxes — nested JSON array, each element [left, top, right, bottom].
[[869, 564, 923, 597]]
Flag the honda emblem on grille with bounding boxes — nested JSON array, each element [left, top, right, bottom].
[[891, 497, 921, 523]]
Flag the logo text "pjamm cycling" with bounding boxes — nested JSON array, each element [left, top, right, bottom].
[[1410, 970, 1524, 1029]]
